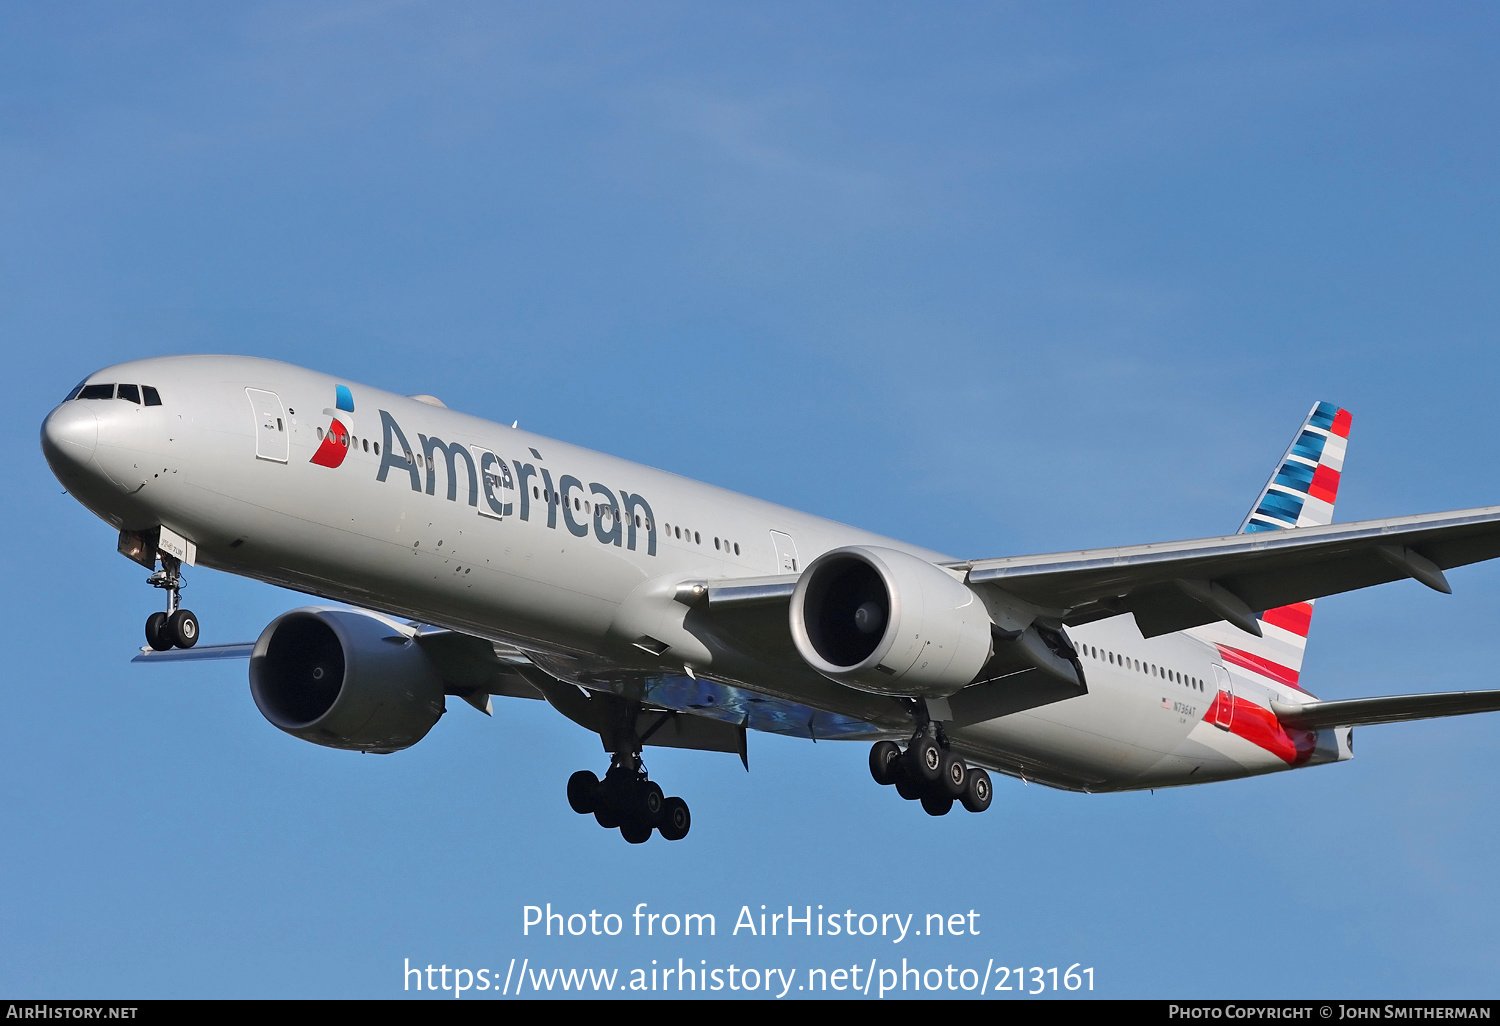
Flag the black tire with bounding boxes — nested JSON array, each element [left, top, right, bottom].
[[145, 612, 173, 652], [894, 776, 925, 801], [594, 797, 621, 829], [567, 770, 598, 815], [939, 750, 967, 798], [169, 609, 199, 649], [658, 797, 691, 841], [920, 794, 954, 817], [639, 780, 665, 826], [620, 821, 652, 844], [906, 735, 942, 784], [869, 741, 902, 785], [960, 767, 993, 813]]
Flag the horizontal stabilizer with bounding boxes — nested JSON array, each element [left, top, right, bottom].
[[1272, 690, 1500, 730], [132, 642, 254, 663]]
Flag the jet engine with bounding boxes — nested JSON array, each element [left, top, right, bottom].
[[789, 546, 993, 698], [249, 607, 447, 754]]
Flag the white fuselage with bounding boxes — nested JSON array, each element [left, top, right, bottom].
[[42, 355, 1351, 792]]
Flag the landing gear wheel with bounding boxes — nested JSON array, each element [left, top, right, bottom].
[[168, 609, 199, 649], [658, 797, 691, 841], [145, 612, 173, 652], [939, 750, 967, 798], [567, 770, 598, 815], [594, 803, 621, 829], [960, 767, 993, 813], [639, 780, 665, 826], [907, 735, 942, 784], [920, 794, 954, 817], [894, 776, 924, 802], [869, 741, 902, 785], [620, 821, 652, 844]]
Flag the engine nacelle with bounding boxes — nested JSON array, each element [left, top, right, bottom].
[[249, 607, 446, 754], [789, 546, 994, 698]]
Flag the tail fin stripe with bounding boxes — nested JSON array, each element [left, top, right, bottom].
[[1255, 490, 1305, 524], [1274, 461, 1316, 491], [1290, 431, 1328, 463], [1261, 603, 1313, 637], [1308, 402, 1339, 431], [1308, 465, 1341, 504]]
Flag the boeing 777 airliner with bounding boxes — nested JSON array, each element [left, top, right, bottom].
[[39, 355, 1500, 842]]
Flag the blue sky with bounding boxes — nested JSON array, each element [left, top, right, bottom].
[[4, 2, 1500, 998]]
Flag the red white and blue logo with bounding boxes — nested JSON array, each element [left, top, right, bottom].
[[311, 385, 355, 468]]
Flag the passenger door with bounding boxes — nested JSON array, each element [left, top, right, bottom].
[[245, 388, 288, 463], [770, 530, 800, 573], [471, 447, 515, 520], [1210, 664, 1234, 730]]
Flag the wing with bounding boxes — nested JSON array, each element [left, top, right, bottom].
[[700, 507, 1500, 638], [955, 505, 1500, 637]]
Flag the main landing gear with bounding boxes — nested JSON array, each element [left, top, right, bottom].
[[143, 554, 199, 652], [869, 730, 993, 816], [566, 754, 691, 844]]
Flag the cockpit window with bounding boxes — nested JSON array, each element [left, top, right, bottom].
[[142, 386, 161, 406], [117, 384, 141, 404], [78, 383, 115, 400], [64, 380, 87, 402]]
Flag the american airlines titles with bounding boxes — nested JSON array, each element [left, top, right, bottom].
[[376, 409, 657, 556]]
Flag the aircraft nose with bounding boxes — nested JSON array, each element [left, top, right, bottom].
[[41, 402, 98, 469]]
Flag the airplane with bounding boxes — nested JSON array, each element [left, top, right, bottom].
[[39, 355, 1500, 843]]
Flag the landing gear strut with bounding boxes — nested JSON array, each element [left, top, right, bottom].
[[869, 726, 993, 816], [561, 697, 691, 843], [144, 554, 198, 651]]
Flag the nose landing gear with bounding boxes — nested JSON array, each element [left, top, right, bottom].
[[143, 555, 199, 651], [567, 754, 691, 843], [869, 732, 993, 816]]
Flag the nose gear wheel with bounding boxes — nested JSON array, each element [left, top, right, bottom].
[[142, 554, 199, 650]]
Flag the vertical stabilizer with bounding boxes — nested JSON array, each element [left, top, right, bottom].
[[1191, 402, 1351, 694]]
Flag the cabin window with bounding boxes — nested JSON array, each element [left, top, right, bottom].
[[733, 542, 740, 555], [317, 426, 324, 440], [363, 438, 369, 452], [694, 531, 700, 544]]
